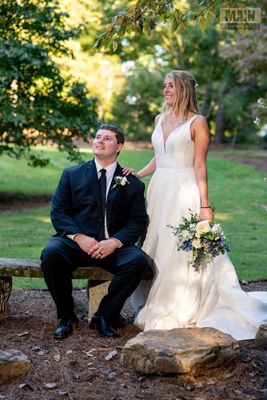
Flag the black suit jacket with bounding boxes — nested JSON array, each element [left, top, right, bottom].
[[50, 160, 148, 245]]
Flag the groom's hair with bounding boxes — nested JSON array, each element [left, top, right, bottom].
[[99, 124, 125, 145]]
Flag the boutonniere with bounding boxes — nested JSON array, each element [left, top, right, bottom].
[[111, 175, 130, 189]]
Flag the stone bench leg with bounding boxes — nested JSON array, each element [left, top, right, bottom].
[[0, 277, 12, 318], [87, 280, 110, 322]]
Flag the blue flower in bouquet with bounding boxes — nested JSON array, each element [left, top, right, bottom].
[[182, 242, 193, 251], [168, 210, 230, 272]]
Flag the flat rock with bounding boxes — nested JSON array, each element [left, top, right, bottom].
[[0, 349, 32, 382], [255, 322, 267, 350], [122, 328, 239, 374]]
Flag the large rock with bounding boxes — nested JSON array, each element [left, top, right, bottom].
[[255, 322, 267, 350], [0, 349, 32, 382], [122, 328, 239, 374]]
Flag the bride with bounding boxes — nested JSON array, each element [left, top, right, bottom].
[[126, 70, 267, 341]]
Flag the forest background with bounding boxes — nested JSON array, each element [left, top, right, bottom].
[[0, 0, 266, 168], [0, 0, 266, 285]]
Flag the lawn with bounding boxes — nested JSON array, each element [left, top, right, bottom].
[[0, 147, 266, 286]]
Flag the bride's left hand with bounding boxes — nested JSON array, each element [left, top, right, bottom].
[[199, 208, 214, 221]]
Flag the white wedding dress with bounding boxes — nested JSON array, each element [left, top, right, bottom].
[[132, 114, 267, 340]]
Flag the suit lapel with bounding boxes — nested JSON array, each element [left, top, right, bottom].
[[106, 164, 124, 227], [85, 160, 102, 211]]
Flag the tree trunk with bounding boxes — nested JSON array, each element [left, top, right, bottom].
[[214, 104, 226, 144], [201, 83, 213, 119]]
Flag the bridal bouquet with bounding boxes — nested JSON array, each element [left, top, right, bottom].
[[169, 211, 230, 272]]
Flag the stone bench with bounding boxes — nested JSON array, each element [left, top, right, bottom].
[[0, 257, 152, 320]]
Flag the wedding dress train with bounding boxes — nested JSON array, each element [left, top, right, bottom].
[[132, 114, 267, 340]]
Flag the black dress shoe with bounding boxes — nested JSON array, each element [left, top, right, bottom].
[[89, 315, 120, 338], [110, 315, 128, 329], [54, 319, 73, 340]]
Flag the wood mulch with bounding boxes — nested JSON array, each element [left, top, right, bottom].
[[0, 284, 267, 400]]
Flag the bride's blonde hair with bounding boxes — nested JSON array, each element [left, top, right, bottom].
[[162, 70, 199, 120]]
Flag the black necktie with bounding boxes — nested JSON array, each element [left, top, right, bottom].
[[99, 168, 107, 217]]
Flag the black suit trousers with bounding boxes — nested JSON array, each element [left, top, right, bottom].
[[40, 237, 149, 321]]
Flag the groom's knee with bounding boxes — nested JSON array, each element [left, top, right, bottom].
[[127, 251, 150, 275], [40, 241, 67, 273]]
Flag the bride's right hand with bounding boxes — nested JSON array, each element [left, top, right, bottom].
[[122, 167, 140, 177]]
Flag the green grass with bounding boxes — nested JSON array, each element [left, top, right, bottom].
[[207, 157, 267, 280], [0, 147, 266, 287], [210, 148, 267, 159], [0, 147, 153, 195]]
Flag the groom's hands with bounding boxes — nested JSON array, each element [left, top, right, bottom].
[[90, 238, 121, 259], [74, 234, 98, 254], [74, 234, 121, 259]]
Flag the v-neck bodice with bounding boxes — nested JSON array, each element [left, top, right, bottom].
[[152, 113, 199, 169]]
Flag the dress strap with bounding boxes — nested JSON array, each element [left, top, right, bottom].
[[187, 114, 201, 141], [156, 113, 164, 127], [188, 114, 201, 124]]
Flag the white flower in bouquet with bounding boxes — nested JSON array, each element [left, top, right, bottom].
[[192, 238, 202, 249], [181, 229, 191, 240], [196, 220, 211, 236], [211, 224, 222, 235]]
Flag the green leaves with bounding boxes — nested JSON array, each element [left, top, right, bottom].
[[93, 0, 230, 49], [93, 0, 174, 49], [197, 11, 215, 32], [0, 0, 99, 166]]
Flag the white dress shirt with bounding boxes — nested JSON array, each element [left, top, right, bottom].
[[67, 160, 122, 247], [94, 159, 117, 198], [94, 159, 117, 239]]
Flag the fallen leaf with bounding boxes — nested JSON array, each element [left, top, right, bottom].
[[45, 383, 57, 389], [83, 349, 97, 357], [207, 379, 215, 385], [31, 346, 41, 352], [53, 354, 61, 362], [17, 331, 29, 337], [222, 373, 234, 379], [105, 350, 117, 361], [18, 383, 33, 390]]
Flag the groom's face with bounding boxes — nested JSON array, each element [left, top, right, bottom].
[[92, 129, 123, 162]]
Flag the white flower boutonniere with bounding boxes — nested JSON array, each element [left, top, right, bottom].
[[111, 175, 130, 190]]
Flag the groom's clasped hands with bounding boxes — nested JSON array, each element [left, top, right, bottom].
[[74, 234, 121, 259]]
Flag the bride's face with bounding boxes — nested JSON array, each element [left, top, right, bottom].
[[163, 76, 177, 106]]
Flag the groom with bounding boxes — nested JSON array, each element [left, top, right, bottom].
[[41, 124, 149, 340]]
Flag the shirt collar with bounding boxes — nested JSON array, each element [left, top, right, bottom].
[[94, 159, 117, 176]]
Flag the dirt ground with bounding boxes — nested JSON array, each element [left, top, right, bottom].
[[1, 149, 267, 399], [0, 283, 267, 400]]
